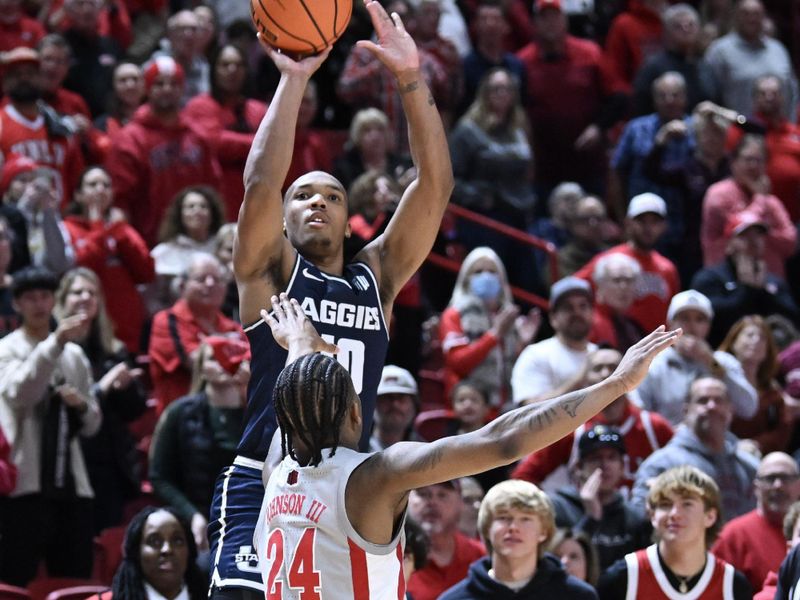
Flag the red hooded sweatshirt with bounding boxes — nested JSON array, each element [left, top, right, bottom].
[[106, 104, 222, 247]]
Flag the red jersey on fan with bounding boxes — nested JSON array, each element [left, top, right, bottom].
[[0, 104, 84, 206], [624, 546, 736, 599]]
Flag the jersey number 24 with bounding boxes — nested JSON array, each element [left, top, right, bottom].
[[265, 527, 321, 599]]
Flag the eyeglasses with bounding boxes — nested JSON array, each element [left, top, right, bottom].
[[756, 473, 800, 486]]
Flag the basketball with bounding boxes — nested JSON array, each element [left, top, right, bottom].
[[251, 0, 352, 54]]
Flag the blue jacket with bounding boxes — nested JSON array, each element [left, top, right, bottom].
[[439, 554, 598, 599]]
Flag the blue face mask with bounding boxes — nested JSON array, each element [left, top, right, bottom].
[[469, 271, 502, 302]]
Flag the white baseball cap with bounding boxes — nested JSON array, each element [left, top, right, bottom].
[[377, 365, 418, 396], [627, 193, 667, 219], [667, 290, 714, 322]]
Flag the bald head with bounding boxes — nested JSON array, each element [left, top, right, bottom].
[[756, 452, 800, 525]]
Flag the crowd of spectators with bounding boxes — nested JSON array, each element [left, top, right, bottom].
[[0, 0, 800, 596]]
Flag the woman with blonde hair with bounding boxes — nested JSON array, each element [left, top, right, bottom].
[[439, 247, 539, 410], [333, 107, 413, 191], [449, 68, 536, 290], [54, 267, 147, 532]]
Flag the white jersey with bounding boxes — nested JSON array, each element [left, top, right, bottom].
[[255, 447, 406, 599]]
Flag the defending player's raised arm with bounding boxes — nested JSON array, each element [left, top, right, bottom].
[[354, 0, 453, 301], [233, 42, 331, 282], [355, 327, 682, 496]]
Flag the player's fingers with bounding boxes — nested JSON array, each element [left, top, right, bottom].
[[391, 11, 406, 31], [356, 40, 382, 58], [289, 297, 305, 320], [261, 309, 278, 329], [269, 295, 284, 318]]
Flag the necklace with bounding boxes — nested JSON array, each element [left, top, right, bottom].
[[675, 575, 690, 594]]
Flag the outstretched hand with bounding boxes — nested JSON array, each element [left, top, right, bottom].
[[257, 33, 331, 78], [261, 293, 338, 356], [612, 326, 682, 392], [356, 0, 419, 75]]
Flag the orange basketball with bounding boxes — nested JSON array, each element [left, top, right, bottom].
[[251, 0, 352, 54]]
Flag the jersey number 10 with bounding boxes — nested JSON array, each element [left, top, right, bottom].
[[265, 527, 321, 599], [320, 335, 365, 394]]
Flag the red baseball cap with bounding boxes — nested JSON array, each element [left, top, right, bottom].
[[206, 336, 250, 375], [534, 0, 562, 13], [1, 47, 40, 73], [724, 213, 768, 239], [143, 56, 185, 91], [0, 154, 40, 195]]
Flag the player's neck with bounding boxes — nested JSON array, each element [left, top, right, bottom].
[[659, 539, 707, 577], [306, 252, 345, 277]]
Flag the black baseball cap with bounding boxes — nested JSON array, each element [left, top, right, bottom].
[[578, 424, 626, 460]]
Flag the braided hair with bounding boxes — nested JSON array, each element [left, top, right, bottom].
[[274, 353, 356, 467], [112, 506, 207, 600]]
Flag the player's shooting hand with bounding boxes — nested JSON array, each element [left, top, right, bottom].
[[357, 0, 420, 76], [262, 293, 338, 355], [258, 34, 331, 79], [611, 326, 682, 392]]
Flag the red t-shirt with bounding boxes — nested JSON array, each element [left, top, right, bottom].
[[406, 532, 486, 600], [712, 510, 787, 593], [573, 243, 680, 333]]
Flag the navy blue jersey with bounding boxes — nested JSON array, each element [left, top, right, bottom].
[[238, 253, 389, 459]]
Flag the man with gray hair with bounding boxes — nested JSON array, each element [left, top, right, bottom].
[[632, 3, 713, 115], [589, 253, 644, 352], [713, 452, 800, 592], [148, 253, 245, 412], [148, 9, 209, 104], [631, 289, 757, 425], [704, 0, 798, 123]]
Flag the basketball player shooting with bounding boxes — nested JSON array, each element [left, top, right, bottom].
[[255, 294, 682, 598], [207, 1, 453, 597]]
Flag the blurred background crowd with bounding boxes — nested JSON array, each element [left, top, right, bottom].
[[0, 0, 799, 596]]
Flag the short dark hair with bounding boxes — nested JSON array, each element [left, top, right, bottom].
[[11, 266, 58, 298]]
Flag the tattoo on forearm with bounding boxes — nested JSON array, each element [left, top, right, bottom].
[[524, 405, 557, 433], [409, 446, 444, 471], [561, 392, 587, 418], [400, 80, 419, 94], [427, 93, 435, 106]]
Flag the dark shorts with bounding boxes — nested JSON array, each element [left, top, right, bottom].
[[208, 458, 265, 592]]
